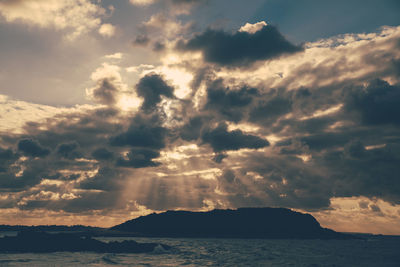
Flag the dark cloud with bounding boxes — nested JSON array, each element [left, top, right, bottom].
[[321, 140, 400, 204], [299, 132, 351, 151], [249, 92, 292, 124], [180, 116, 204, 141], [79, 167, 122, 191], [0, 98, 174, 211], [359, 200, 369, 209], [57, 142, 81, 159], [116, 148, 160, 168], [177, 25, 302, 66], [205, 79, 258, 122], [202, 123, 269, 152], [153, 41, 166, 52], [346, 79, 400, 125], [0, 107, 122, 194], [273, 130, 400, 208], [0, 148, 18, 172], [212, 153, 227, 163], [217, 170, 248, 195], [90, 78, 119, 105], [110, 114, 167, 149], [19, 190, 121, 213], [136, 74, 175, 112], [15, 108, 123, 151], [17, 139, 50, 157], [133, 34, 150, 46], [0, 159, 52, 191], [94, 107, 119, 118], [222, 154, 333, 210], [207, 79, 400, 210], [91, 148, 114, 160], [60, 191, 120, 213], [370, 204, 382, 213]]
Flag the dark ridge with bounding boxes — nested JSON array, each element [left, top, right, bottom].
[[0, 225, 103, 232], [0, 231, 170, 253], [111, 207, 354, 239]]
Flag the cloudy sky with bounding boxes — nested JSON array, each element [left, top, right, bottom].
[[1, 0, 400, 235]]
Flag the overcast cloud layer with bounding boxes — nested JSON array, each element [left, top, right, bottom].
[[1, 0, 400, 234]]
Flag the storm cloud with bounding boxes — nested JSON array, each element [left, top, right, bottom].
[[202, 123, 269, 152], [177, 24, 302, 66], [17, 139, 50, 158], [116, 148, 161, 168], [345, 79, 400, 125], [205, 80, 259, 122], [110, 114, 168, 149], [136, 74, 175, 112]]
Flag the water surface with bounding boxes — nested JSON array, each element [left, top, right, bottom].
[[0, 235, 399, 266]]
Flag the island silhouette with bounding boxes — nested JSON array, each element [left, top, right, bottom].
[[111, 207, 352, 239], [0, 207, 354, 253]]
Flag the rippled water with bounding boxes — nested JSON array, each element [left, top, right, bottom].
[[0, 235, 399, 266]]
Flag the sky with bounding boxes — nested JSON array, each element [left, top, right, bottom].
[[0, 0, 400, 235]]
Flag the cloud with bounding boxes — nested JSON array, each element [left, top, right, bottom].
[[136, 73, 175, 112], [180, 116, 204, 141], [126, 64, 155, 73], [201, 123, 269, 152], [57, 142, 82, 159], [204, 79, 259, 122], [79, 167, 122, 192], [133, 34, 150, 46], [176, 24, 303, 66], [0, 147, 18, 172], [110, 114, 168, 149], [17, 139, 50, 158], [86, 63, 127, 106], [105, 53, 123, 59], [98, 23, 116, 37], [0, 94, 71, 134], [129, 0, 206, 8], [249, 89, 292, 125], [0, 0, 106, 39], [313, 196, 400, 235], [239, 21, 268, 34], [88, 79, 119, 105], [116, 148, 161, 168], [129, 0, 157, 6], [91, 148, 114, 160], [345, 79, 400, 125], [130, 0, 201, 50], [142, 12, 193, 39]]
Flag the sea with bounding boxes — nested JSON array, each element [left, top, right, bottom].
[[0, 233, 399, 266]]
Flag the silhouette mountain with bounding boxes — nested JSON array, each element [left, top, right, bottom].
[[0, 231, 170, 253], [0, 225, 102, 232], [111, 207, 353, 239]]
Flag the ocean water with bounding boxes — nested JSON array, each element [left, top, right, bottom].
[[0, 235, 399, 266]]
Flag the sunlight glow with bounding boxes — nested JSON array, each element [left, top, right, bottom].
[[300, 104, 343, 120], [118, 94, 142, 111], [227, 122, 260, 133], [296, 154, 312, 162], [365, 144, 386, 150], [160, 66, 193, 99], [311, 197, 400, 235]]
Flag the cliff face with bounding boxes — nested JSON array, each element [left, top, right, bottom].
[[111, 207, 351, 239]]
